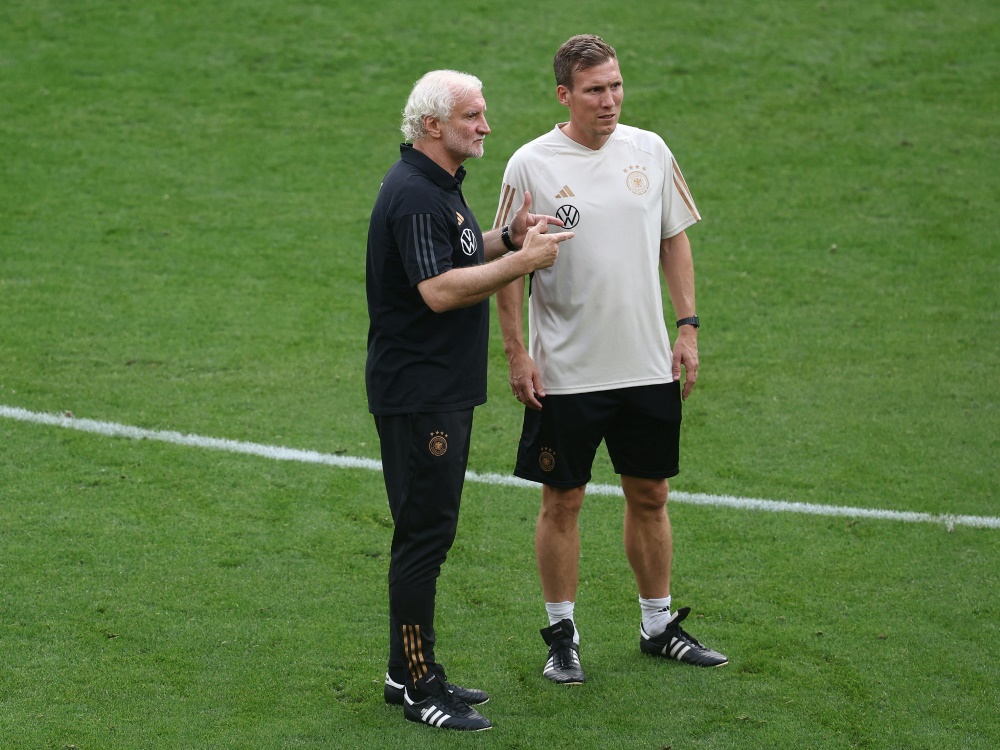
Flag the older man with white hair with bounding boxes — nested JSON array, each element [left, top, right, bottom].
[[365, 69, 573, 731]]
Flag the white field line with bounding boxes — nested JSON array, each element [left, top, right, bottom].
[[3, 404, 998, 531]]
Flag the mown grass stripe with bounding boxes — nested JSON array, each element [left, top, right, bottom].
[[3, 404, 997, 530]]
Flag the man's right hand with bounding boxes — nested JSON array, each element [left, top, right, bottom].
[[518, 221, 573, 272]]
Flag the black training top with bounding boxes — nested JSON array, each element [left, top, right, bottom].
[[365, 144, 488, 416]]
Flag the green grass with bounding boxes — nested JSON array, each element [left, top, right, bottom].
[[2, 0, 998, 747]]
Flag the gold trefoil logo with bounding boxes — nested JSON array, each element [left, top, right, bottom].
[[429, 431, 449, 456], [624, 164, 649, 195]]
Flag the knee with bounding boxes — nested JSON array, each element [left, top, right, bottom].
[[624, 480, 669, 514], [540, 486, 585, 527]]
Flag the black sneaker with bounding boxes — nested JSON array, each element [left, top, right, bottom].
[[384, 672, 489, 706], [403, 669, 492, 731], [540, 619, 586, 684], [639, 606, 728, 667]]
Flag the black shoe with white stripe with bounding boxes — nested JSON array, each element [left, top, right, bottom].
[[639, 607, 728, 667], [402, 669, 492, 731], [384, 672, 489, 706], [540, 619, 586, 685]]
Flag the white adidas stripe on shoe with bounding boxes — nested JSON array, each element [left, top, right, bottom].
[[639, 607, 728, 667], [403, 686, 492, 731]]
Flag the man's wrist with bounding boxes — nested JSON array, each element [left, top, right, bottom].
[[501, 225, 518, 252], [503, 339, 529, 359]]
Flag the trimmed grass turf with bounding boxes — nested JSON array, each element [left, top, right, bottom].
[[2, 426, 997, 747], [2, 0, 998, 747]]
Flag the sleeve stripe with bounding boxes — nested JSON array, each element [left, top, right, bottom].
[[494, 183, 516, 230], [412, 214, 439, 278], [672, 161, 701, 221]]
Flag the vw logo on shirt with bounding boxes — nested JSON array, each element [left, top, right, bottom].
[[556, 205, 580, 229], [461, 227, 477, 256]]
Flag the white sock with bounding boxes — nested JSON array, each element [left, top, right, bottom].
[[639, 595, 672, 636], [545, 601, 579, 644]]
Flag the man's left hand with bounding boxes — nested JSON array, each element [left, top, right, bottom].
[[672, 327, 699, 400], [509, 191, 564, 247]]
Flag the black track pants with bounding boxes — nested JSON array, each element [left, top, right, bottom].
[[374, 409, 473, 689]]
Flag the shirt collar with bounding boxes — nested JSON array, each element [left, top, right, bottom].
[[399, 143, 466, 189]]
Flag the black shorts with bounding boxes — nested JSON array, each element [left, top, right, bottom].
[[513, 382, 682, 488]]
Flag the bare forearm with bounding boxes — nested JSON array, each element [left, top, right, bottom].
[[418, 253, 535, 313], [496, 279, 527, 356], [660, 231, 696, 319], [482, 227, 512, 261], [421, 219, 572, 313], [661, 230, 700, 400]]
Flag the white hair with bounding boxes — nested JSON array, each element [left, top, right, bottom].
[[400, 70, 484, 142]]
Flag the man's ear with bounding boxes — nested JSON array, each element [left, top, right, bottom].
[[423, 114, 443, 139], [556, 85, 570, 107]]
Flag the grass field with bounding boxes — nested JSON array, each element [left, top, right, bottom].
[[2, 0, 998, 747]]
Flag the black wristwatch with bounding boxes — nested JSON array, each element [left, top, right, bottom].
[[676, 316, 700, 329], [501, 225, 518, 252]]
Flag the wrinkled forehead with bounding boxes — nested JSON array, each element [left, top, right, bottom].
[[451, 90, 487, 116]]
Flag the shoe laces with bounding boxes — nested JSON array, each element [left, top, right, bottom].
[[549, 640, 580, 668], [429, 687, 475, 717], [671, 625, 705, 649]]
